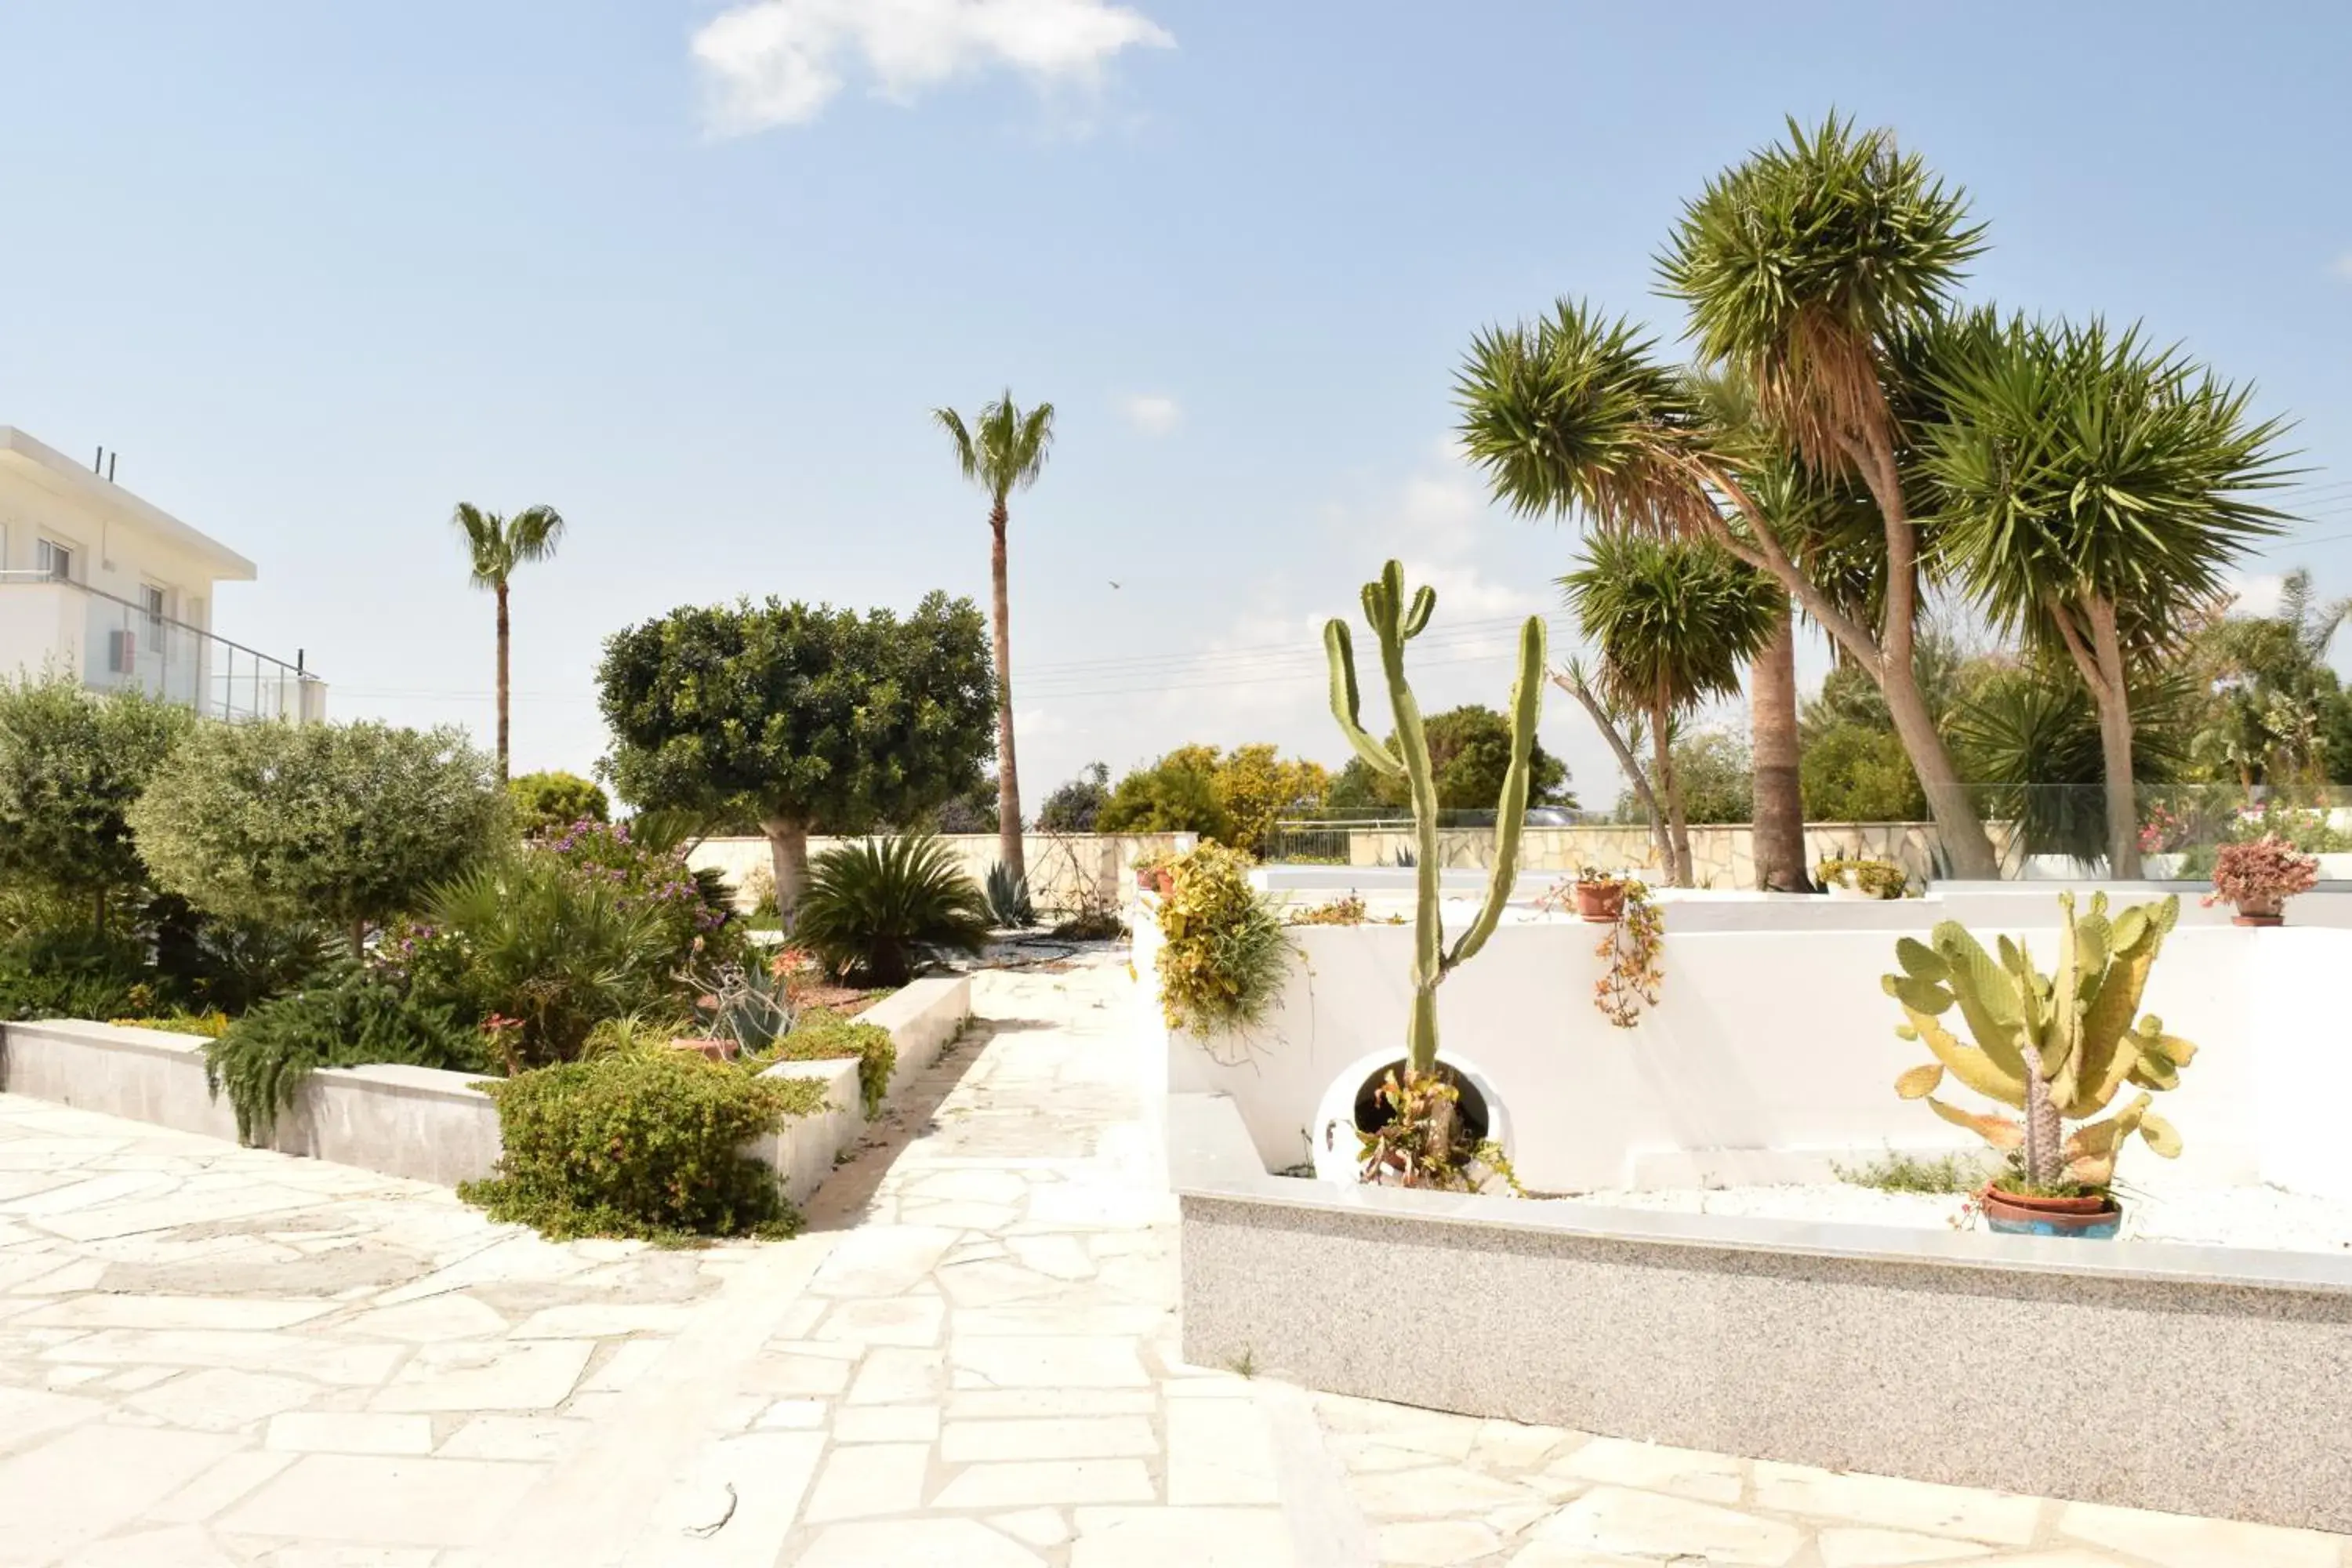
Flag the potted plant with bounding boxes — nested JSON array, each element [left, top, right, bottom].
[[1881, 891, 2197, 1238], [1819, 857, 1906, 900], [2205, 833, 2318, 927], [1313, 560, 1544, 1190], [1570, 866, 1629, 922]]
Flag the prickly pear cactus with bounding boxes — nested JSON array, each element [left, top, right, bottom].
[[1882, 891, 2197, 1189]]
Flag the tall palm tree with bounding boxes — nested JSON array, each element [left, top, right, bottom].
[[1926, 317, 2291, 876], [452, 503, 565, 779], [934, 391, 1054, 883], [1562, 534, 1782, 886], [1656, 114, 2002, 878]]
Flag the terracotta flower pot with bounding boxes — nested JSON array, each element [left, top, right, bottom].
[[1137, 867, 1174, 898], [667, 1036, 737, 1063], [2231, 898, 2284, 927], [1573, 882, 1626, 923], [1979, 1183, 2122, 1240]]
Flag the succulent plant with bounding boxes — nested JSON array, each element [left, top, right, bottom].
[[1325, 561, 1544, 1181], [1883, 891, 2196, 1189]]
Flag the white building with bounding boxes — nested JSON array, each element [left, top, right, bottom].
[[0, 427, 323, 720]]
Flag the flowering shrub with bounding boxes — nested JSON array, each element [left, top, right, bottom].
[[541, 820, 749, 972], [2205, 833, 2319, 916], [2138, 804, 2190, 855]]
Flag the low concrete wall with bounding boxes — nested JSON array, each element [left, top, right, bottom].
[[688, 832, 1193, 917], [1170, 1091, 2352, 1534], [0, 974, 975, 1204], [1295, 820, 2026, 888]]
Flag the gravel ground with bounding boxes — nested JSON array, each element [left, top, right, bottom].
[[1553, 1179, 2352, 1255]]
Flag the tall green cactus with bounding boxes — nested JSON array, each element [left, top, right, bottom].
[[1882, 891, 2198, 1189], [1326, 561, 1546, 1077]]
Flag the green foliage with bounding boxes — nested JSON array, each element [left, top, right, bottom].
[[793, 835, 992, 985], [0, 922, 149, 1022], [1346, 706, 1573, 813], [539, 819, 750, 975], [1098, 748, 1231, 840], [1151, 843, 1294, 1036], [597, 593, 996, 839], [1563, 534, 1782, 720], [930, 773, 1004, 834], [112, 1011, 230, 1039], [688, 959, 797, 1057], [1618, 731, 1750, 824], [1832, 1149, 1990, 1194], [453, 503, 566, 592], [510, 770, 609, 837], [129, 720, 507, 950], [984, 862, 1034, 927], [0, 677, 192, 923], [463, 1050, 815, 1243], [1037, 763, 1110, 831], [1949, 664, 2194, 861], [768, 1011, 898, 1119], [1353, 1068, 1520, 1194], [205, 976, 487, 1144], [424, 854, 673, 1068], [1817, 857, 1908, 898], [1801, 723, 1929, 822], [147, 898, 339, 1016], [1884, 891, 2194, 1191]]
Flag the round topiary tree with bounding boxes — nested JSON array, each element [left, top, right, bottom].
[[508, 769, 610, 837], [129, 720, 509, 956], [0, 676, 193, 931]]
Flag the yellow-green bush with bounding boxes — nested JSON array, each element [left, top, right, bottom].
[[1152, 843, 1293, 1035], [764, 1011, 897, 1119]]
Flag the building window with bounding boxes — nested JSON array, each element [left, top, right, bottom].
[[37, 539, 74, 582], [142, 584, 166, 626]]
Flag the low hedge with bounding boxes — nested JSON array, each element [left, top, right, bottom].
[[462, 1049, 822, 1244], [764, 1011, 896, 1119]]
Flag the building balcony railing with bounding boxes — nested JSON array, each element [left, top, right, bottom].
[[0, 571, 325, 722]]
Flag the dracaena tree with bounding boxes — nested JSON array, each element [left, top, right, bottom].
[[935, 391, 1055, 884], [452, 503, 566, 779], [1925, 317, 2292, 876], [1561, 533, 1781, 886]]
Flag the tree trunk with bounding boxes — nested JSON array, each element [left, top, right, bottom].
[[1879, 662, 1995, 879], [989, 505, 1025, 881], [1749, 600, 1810, 891], [494, 580, 511, 782], [350, 918, 368, 962], [1551, 671, 1674, 879], [2018, 1042, 2063, 1188], [2082, 598, 2142, 879], [1650, 695, 1691, 888], [764, 818, 811, 924]]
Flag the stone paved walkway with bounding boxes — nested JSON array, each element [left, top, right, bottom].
[[2, 955, 2348, 1566]]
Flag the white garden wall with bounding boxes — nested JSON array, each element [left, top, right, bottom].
[[1142, 884, 2344, 1196]]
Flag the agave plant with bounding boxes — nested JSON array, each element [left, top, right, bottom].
[[793, 834, 993, 985], [984, 861, 1036, 928]]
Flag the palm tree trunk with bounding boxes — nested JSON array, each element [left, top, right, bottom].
[[1552, 672, 1675, 880], [494, 579, 512, 781], [989, 504, 1025, 881], [2085, 599, 2142, 878], [1749, 600, 1809, 891], [764, 818, 811, 924], [1650, 694, 1691, 888]]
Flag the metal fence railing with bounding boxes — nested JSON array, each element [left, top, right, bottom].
[[1, 572, 323, 723]]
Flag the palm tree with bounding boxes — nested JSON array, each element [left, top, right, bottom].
[[452, 503, 565, 779], [1926, 318, 2291, 876], [935, 391, 1054, 883], [1656, 114, 2002, 878], [1562, 534, 1781, 886]]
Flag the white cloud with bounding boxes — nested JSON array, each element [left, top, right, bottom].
[[2225, 572, 2286, 617], [2332, 252, 2352, 281], [1119, 394, 1181, 436], [691, 0, 1173, 135]]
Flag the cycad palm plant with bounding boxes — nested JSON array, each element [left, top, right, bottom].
[[793, 834, 993, 985], [452, 503, 566, 779], [935, 392, 1054, 884], [1926, 318, 2291, 876], [1562, 535, 1781, 886]]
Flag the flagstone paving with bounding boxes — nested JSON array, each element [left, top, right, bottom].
[[2, 955, 2348, 1565]]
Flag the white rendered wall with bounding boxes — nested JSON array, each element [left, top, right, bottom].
[[1145, 887, 2294, 1194]]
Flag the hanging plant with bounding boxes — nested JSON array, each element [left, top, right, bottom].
[[1540, 875, 1664, 1028]]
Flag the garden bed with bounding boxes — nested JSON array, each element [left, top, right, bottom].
[[0, 974, 971, 1202]]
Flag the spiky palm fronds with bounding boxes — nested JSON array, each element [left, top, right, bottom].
[[453, 503, 566, 590], [934, 392, 1055, 506], [1560, 534, 1784, 717]]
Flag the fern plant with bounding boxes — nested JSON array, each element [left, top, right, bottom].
[[793, 835, 992, 985], [205, 976, 487, 1144]]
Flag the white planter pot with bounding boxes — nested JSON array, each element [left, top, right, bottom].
[[1309, 1048, 1514, 1185], [1825, 881, 1875, 901]]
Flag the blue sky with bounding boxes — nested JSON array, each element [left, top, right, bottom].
[[4, 2, 2348, 807]]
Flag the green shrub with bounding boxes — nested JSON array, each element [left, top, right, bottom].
[[205, 977, 488, 1144], [0, 924, 149, 1022], [1832, 1149, 1991, 1194], [129, 719, 508, 956], [509, 770, 610, 837], [147, 898, 339, 1015], [539, 819, 750, 975], [111, 1011, 230, 1039], [0, 675, 192, 928], [766, 1011, 897, 1118], [1152, 843, 1293, 1035], [424, 855, 673, 1067], [462, 1050, 820, 1243], [793, 835, 991, 985]]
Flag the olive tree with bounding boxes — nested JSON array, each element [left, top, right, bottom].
[[597, 593, 996, 920], [0, 676, 192, 931], [129, 720, 508, 955]]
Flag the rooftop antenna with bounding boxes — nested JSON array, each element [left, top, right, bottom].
[[107, 451, 117, 482], [93, 446, 102, 473]]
